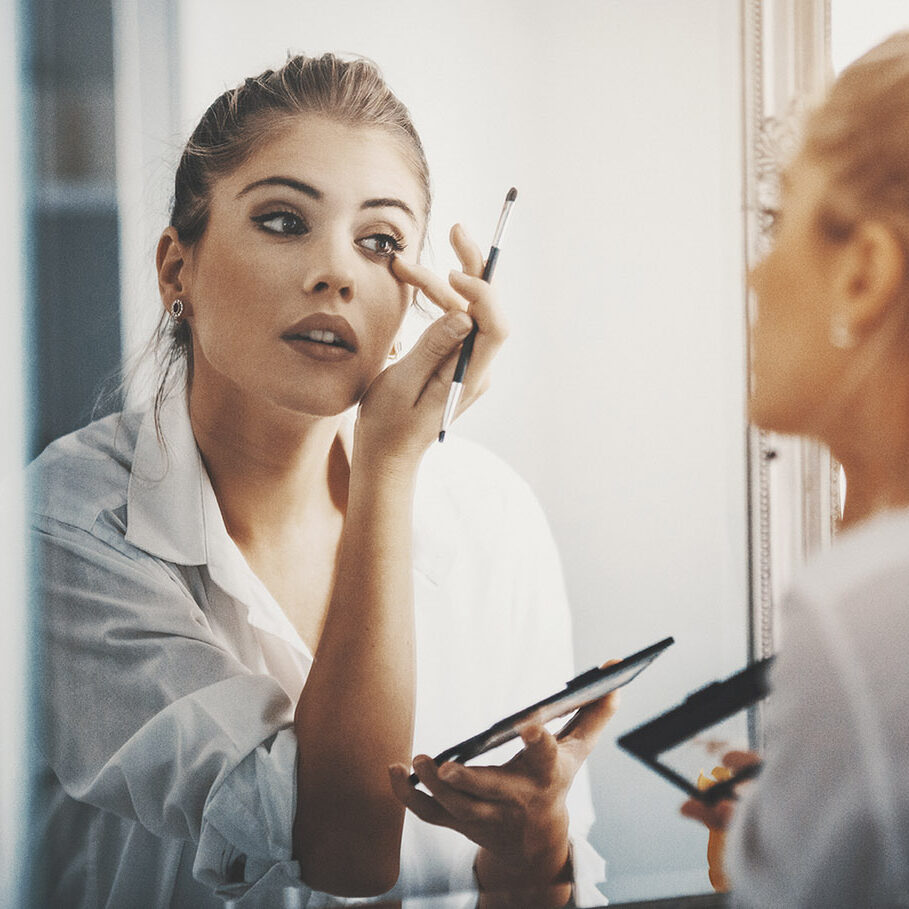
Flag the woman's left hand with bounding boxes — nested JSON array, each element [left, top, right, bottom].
[[388, 689, 619, 893], [680, 749, 762, 831]]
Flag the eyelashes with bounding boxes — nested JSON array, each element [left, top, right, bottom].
[[250, 210, 406, 257], [358, 233, 406, 258], [251, 211, 308, 235]]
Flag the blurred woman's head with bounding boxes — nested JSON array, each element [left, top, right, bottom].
[[749, 31, 909, 446]]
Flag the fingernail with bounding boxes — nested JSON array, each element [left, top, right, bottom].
[[448, 315, 473, 339], [521, 725, 543, 744], [438, 763, 456, 781]]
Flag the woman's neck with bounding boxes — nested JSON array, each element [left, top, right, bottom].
[[188, 380, 349, 545], [830, 361, 909, 529]]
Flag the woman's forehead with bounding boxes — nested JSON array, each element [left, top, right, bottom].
[[222, 115, 426, 213]]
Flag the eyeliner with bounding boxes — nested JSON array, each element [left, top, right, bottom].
[[438, 187, 517, 442]]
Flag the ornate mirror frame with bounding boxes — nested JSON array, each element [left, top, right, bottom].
[[743, 0, 838, 674]]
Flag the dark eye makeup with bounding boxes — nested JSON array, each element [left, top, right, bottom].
[[251, 210, 308, 236], [358, 233, 406, 257], [250, 209, 407, 259]]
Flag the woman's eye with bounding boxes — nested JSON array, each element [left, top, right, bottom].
[[252, 211, 307, 235], [359, 233, 405, 257]]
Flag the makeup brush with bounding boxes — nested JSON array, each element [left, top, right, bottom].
[[439, 187, 517, 442]]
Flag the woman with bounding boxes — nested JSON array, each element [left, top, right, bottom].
[[30, 54, 615, 907], [682, 32, 909, 906]]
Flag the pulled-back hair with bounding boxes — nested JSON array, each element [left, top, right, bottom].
[[172, 53, 431, 244], [802, 31, 909, 256], [152, 53, 431, 420]]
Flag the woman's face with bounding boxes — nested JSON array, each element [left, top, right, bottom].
[[182, 114, 425, 417], [748, 154, 845, 436]]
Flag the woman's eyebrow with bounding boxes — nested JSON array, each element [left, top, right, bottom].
[[361, 198, 417, 224], [237, 176, 321, 199], [237, 177, 416, 223]]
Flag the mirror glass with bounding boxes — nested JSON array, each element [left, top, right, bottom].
[[27, 0, 754, 903]]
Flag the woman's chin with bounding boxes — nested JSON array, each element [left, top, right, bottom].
[[748, 393, 800, 436]]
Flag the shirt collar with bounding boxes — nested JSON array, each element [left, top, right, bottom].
[[124, 393, 363, 659], [125, 390, 209, 565], [125, 389, 445, 609]]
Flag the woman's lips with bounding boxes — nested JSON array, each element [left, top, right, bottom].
[[281, 313, 358, 360], [282, 335, 356, 361]]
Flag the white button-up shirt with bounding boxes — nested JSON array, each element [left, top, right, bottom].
[[30, 391, 605, 908]]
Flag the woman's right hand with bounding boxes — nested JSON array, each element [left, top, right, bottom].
[[355, 223, 509, 465]]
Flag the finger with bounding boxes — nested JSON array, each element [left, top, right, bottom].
[[391, 311, 473, 404], [412, 755, 499, 824], [436, 760, 526, 803], [390, 256, 469, 314], [723, 750, 762, 772], [445, 269, 509, 413], [555, 690, 620, 759], [555, 659, 623, 743], [447, 270, 508, 343], [517, 724, 560, 784], [680, 797, 735, 831], [388, 763, 455, 828], [450, 223, 485, 277]]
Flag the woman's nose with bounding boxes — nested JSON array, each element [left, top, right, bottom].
[[302, 234, 356, 302]]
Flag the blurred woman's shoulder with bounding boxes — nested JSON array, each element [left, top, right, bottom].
[[796, 507, 909, 605]]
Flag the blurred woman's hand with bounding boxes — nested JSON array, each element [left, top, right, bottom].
[[680, 748, 761, 830], [355, 224, 508, 465], [680, 749, 761, 893]]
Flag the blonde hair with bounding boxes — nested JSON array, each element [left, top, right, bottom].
[[802, 31, 909, 253]]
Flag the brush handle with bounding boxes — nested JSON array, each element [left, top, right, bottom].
[[451, 246, 499, 383]]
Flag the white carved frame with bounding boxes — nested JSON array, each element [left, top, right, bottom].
[[742, 0, 839, 680]]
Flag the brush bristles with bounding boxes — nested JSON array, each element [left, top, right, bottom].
[[506, 187, 518, 202]]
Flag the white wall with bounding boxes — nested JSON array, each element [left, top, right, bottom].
[[124, 0, 750, 899], [831, 0, 909, 73], [0, 1, 30, 906]]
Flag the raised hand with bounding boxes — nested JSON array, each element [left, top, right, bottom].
[[355, 224, 508, 463]]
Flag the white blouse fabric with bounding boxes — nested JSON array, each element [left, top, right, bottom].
[[726, 508, 909, 907], [30, 391, 605, 908]]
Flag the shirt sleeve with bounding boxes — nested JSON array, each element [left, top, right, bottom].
[[34, 512, 300, 894], [725, 584, 898, 907]]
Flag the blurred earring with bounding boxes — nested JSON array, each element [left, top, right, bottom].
[[170, 299, 184, 324], [829, 317, 855, 350], [388, 338, 403, 360]]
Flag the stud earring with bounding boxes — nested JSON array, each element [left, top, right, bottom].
[[829, 317, 855, 350], [388, 338, 403, 360], [170, 299, 185, 324]]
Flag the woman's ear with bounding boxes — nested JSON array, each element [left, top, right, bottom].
[[832, 220, 905, 339], [156, 227, 193, 317]]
